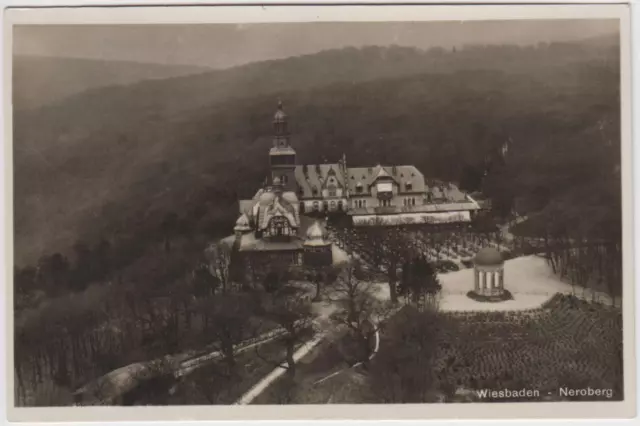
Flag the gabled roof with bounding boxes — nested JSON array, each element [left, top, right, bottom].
[[257, 196, 298, 231], [294, 163, 345, 198], [374, 166, 392, 180], [346, 165, 426, 194]]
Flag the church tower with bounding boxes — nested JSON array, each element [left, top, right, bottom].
[[269, 101, 297, 192]]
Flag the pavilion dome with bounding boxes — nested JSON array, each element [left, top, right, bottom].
[[474, 247, 504, 267], [304, 221, 330, 247], [234, 214, 252, 232]]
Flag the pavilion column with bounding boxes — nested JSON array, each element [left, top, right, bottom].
[[474, 269, 479, 292], [499, 269, 504, 290]]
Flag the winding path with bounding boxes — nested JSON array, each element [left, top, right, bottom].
[[233, 332, 327, 405]]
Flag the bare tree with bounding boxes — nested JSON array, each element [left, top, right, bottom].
[[196, 293, 254, 377], [255, 284, 316, 399], [204, 241, 232, 294], [360, 218, 414, 304], [328, 261, 394, 367]]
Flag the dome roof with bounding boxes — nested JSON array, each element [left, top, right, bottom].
[[234, 214, 251, 232], [304, 221, 330, 246], [274, 101, 287, 122], [282, 191, 299, 205], [235, 214, 249, 227], [306, 221, 327, 239], [474, 247, 504, 266], [259, 191, 276, 206]]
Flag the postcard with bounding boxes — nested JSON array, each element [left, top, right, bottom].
[[4, 2, 635, 422]]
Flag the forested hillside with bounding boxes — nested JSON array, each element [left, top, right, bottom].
[[13, 37, 619, 268]]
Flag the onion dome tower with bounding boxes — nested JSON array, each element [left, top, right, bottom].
[[303, 220, 333, 267], [472, 247, 506, 298]]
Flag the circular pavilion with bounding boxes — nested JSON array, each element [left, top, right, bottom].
[[303, 220, 333, 267], [472, 247, 506, 299]]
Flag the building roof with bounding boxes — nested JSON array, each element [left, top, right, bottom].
[[352, 211, 472, 226], [269, 146, 296, 156], [255, 196, 298, 231], [294, 163, 345, 198], [282, 191, 299, 205], [234, 214, 252, 232], [346, 165, 426, 194], [236, 232, 304, 252], [348, 201, 479, 216], [474, 247, 504, 266]]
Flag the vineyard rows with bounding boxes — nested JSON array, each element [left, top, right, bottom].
[[433, 294, 622, 397]]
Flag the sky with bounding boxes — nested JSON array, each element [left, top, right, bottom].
[[14, 20, 619, 69]]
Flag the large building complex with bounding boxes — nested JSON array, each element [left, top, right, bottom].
[[229, 102, 480, 268]]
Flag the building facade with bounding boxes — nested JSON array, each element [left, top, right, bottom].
[[244, 101, 479, 224], [229, 101, 480, 270]]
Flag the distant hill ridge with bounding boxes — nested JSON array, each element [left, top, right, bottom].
[[19, 36, 618, 115], [13, 55, 212, 110]]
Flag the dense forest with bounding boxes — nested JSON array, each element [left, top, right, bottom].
[[12, 36, 622, 405]]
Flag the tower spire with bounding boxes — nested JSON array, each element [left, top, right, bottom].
[[269, 100, 297, 192], [273, 100, 289, 146]]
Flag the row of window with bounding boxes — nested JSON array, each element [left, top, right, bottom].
[[265, 216, 293, 237], [301, 200, 345, 212], [305, 187, 338, 197], [351, 198, 418, 208], [353, 182, 413, 193]]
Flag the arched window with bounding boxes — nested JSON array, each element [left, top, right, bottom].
[[267, 216, 292, 237]]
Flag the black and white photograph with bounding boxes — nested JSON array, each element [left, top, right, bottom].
[[4, 3, 635, 422]]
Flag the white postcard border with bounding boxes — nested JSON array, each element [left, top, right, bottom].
[[2, 3, 635, 422]]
